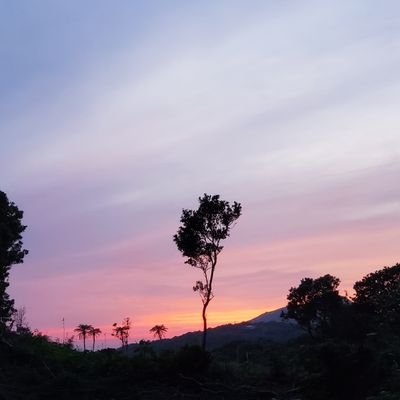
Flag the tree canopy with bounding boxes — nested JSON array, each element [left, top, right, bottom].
[[282, 274, 344, 338], [150, 324, 168, 340], [353, 263, 400, 333]]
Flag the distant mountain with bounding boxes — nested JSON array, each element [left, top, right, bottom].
[[128, 308, 303, 353], [247, 307, 295, 324]]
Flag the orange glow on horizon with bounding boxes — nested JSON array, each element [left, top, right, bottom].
[[141, 306, 275, 328], [34, 305, 279, 347]]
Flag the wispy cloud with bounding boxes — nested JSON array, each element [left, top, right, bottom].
[[3, 1, 400, 336]]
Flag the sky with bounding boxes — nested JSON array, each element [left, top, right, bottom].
[[1, 1, 400, 348]]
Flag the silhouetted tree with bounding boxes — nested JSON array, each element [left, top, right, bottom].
[[112, 317, 131, 350], [353, 263, 400, 334], [12, 306, 30, 334], [64, 334, 75, 349], [150, 324, 168, 340], [282, 274, 344, 338], [174, 194, 242, 350], [89, 326, 102, 351], [74, 324, 93, 351], [0, 191, 28, 333]]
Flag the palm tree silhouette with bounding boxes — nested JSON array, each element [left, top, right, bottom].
[[74, 324, 93, 351], [149, 324, 168, 341], [89, 327, 102, 351]]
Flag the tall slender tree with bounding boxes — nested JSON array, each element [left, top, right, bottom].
[[0, 191, 28, 333], [74, 324, 93, 351], [149, 324, 168, 340], [174, 194, 241, 350], [89, 326, 102, 351]]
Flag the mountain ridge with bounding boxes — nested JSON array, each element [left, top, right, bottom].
[[128, 307, 302, 353]]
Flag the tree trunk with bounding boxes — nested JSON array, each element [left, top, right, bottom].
[[83, 335, 86, 351], [92, 336, 95, 352], [201, 257, 216, 351], [202, 302, 207, 351]]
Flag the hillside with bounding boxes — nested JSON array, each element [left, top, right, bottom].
[[128, 308, 303, 353]]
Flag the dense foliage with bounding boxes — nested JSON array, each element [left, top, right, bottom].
[[1, 315, 400, 400], [282, 274, 345, 338], [353, 263, 400, 335], [0, 191, 28, 333]]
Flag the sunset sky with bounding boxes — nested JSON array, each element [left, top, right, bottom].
[[2, 1, 400, 348]]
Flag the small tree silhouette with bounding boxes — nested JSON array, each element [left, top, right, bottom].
[[13, 306, 30, 333], [89, 326, 102, 351], [112, 317, 131, 350], [74, 324, 93, 351], [149, 324, 168, 340]]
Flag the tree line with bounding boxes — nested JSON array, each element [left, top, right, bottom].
[[74, 319, 167, 351], [282, 264, 400, 340]]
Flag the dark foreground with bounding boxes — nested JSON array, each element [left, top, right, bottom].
[[1, 328, 399, 400]]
